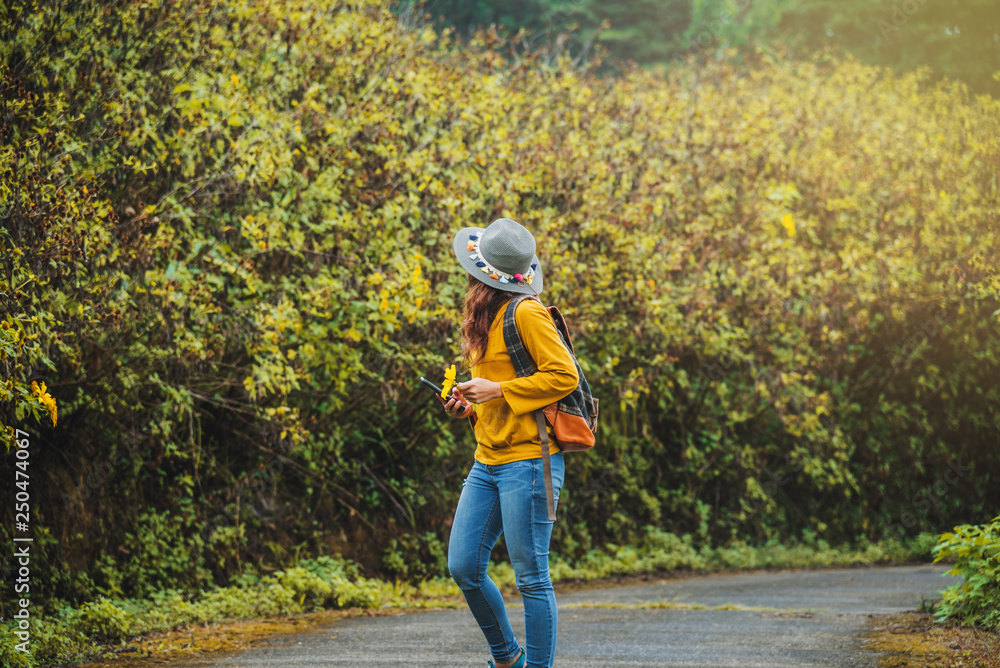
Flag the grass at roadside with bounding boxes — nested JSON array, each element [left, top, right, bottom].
[[863, 611, 1000, 667], [0, 531, 946, 667]]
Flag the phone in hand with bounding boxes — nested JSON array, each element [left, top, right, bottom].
[[421, 376, 476, 423], [419, 376, 444, 397]]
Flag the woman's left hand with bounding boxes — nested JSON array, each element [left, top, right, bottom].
[[456, 378, 504, 404]]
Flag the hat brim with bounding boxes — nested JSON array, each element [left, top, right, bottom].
[[452, 226, 544, 296]]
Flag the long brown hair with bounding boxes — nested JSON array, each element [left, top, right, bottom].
[[461, 274, 512, 367]]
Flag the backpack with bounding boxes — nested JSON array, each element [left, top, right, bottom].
[[502, 294, 599, 520]]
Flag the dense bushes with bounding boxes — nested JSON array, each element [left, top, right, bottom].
[[0, 556, 384, 666], [1, 0, 998, 619], [934, 515, 1000, 631]]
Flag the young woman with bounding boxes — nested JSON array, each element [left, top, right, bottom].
[[441, 218, 578, 668]]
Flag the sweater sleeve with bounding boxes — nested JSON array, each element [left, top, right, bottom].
[[499, 298, 579, 417]]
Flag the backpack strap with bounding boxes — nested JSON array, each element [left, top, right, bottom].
[[502, 295, 557, 521], [502, 295, 538, 377], [536, 409, 556, 522]]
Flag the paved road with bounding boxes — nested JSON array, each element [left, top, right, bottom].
[[169, 565, 959, 667]]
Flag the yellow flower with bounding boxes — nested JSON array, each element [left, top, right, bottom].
[[31, 381, 57, 426], [440, 364, 456, 399], [781, 213, 796, 238]]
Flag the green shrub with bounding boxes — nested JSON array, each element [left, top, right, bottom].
[[0, 624, 35, 668], [93, 507, 215, 600], [270, 565, 381, 611], [933, 515, 1000, 631], [5, 555, 383, 666], [69, 598, 136, 643], [382, 532, 450, 580]]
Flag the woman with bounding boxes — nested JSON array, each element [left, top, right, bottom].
[[441, 217, 579, 668]]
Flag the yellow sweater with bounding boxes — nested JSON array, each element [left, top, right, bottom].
[[470, 297, 579, 465]]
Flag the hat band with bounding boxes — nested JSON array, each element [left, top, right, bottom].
[[466, 233, 536, 286]]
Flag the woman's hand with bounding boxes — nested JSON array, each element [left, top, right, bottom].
[[456, 378, 504, 404], [439, 388, 475, 419]]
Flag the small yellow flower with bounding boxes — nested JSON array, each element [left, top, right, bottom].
[[440, 364, 456, 399], [781, 213, 796, 238], [31, 381, 57, 426]]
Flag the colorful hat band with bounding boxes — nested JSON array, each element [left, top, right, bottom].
[[466, 233, 536, 286]]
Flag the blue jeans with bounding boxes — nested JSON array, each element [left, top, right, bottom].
[[448, 453, 565, 668]]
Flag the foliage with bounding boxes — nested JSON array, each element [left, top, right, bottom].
[[0, 629, 34, 668], [90, 507, 216, 600], [69, 598, 137, 643], [0, 0, 998, 629], [546, 529, 939, 584], [402, 0, 1000, 94], [775, 0, 1000, 95], [933, 515, 1000, 631], [382, 531, 450, 580], [0, 555, 382, 666]]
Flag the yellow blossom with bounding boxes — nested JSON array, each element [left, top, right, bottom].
[[781, 213, 796, 238], [31, 381, 57, 426], [440, 364, 456, 399]]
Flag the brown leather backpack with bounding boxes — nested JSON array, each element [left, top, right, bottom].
[[502, 295, 599, 520]]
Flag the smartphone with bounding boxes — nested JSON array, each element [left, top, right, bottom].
[[419, 376, 444, 397]]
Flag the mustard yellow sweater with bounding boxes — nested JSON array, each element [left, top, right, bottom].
[[470, 297, 579, 465]]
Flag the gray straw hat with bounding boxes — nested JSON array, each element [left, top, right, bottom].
[[452, 218, 544, 295]]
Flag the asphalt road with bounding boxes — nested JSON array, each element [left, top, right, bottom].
[[168, 565, 959, 667]]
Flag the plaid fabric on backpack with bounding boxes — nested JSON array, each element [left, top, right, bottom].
[[502, 295, 599, 519]]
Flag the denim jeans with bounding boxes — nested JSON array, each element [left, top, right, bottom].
[[448, 453, 565, 668]]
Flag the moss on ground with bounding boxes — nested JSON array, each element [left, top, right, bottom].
[[862, 611, 1000, 667]]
